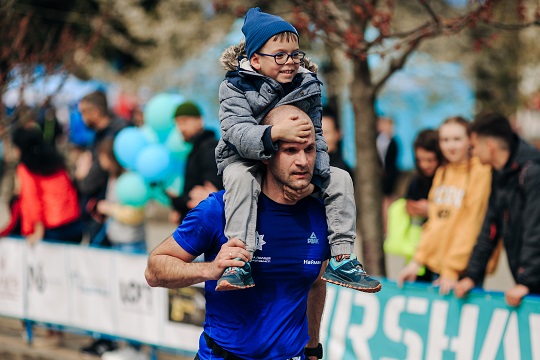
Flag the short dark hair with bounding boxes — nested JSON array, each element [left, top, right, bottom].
[[414, 129, 443, 164], [81, 91, 108, 116], [471, 112, 514, 148], [322, 106, 340, 131]]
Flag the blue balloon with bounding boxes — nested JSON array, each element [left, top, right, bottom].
[[135, 144, 172, 182], [165, 128, 192, 160], [113, 127, 149, 170], [143, 93, 183, 134], [116, 172, 150, 207]]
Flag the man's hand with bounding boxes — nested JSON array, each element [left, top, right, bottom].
[[282, 183, 314, 203], [209, 238, 252, 280], [397, 261, 420, 288], [405, 199, 428, 218], [271, 115, 312, 143], [505, 284, 529, 307], [454, 277, 475, 298], [187, 181, 218, 209], [96, 200, 112, 216]]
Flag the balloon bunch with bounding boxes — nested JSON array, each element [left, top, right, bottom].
[[113, 93, 192, 207]]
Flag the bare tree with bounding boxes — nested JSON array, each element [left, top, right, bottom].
[[291, 0, 540, 275]]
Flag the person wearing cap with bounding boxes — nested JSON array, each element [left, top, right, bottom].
[[216, 7, 381, 293], [169, 101, 223, 223]]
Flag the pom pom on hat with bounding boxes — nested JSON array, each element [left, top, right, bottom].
[[174, 101, 202, 118], [242, 7, 299, 60]]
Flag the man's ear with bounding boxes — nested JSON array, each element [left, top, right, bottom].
[[250, 55, 262, 71]]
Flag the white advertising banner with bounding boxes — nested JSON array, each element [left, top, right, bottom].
[[157, 283, 205, 351], [0, 238, 25, 318], [68, 246, 115, 333], [113, 252, 161, 344], [26, 241, 70, 324]]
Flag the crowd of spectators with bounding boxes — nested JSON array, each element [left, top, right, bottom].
[[1, 91, 539, 357]]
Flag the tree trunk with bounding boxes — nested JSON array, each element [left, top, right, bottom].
[[351, 58, 386, 276]]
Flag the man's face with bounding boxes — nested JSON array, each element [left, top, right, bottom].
[[78, 100, 99, 129], [250, 37, 300, 84], [470, 133, 493, 166], [175, 115, 203, 142], [266, 127, 316, 190], [322, 116, 341, 154]]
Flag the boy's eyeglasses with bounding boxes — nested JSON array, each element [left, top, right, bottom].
[[255, 51, 306, 65]]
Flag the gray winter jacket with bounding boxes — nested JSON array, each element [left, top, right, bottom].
[[216, 42, 329, 179]]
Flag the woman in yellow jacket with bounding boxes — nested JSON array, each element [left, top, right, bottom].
[[398, 116, 492, 295]]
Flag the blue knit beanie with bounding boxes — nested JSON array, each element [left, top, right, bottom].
[[242, 7, 299, 60]]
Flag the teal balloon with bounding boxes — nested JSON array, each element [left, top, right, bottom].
[[135, 144, 172, 182], [113, 127, 149, 170], [116, 172, 150, 207], [164, 174, 185, 197], [165, 129, 192, 160], [143, 93, 183, 134], [139, 125, 159, 144], [149, 185, 171, 206]]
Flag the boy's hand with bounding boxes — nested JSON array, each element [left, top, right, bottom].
[[282, 183, 315, 202], [271, 115, 312, 143]]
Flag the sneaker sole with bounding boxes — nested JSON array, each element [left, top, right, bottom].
[[321, 277, 382, 293], [215, 281, 255, 291]]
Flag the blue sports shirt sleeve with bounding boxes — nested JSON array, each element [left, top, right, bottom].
[[172, 192, 225, 257]]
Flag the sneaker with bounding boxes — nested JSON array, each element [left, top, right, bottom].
[[322, 254, 382, 293], [81, 339, 118, 356], [215, 261, 255, 291], [102, 346, 149, 360]]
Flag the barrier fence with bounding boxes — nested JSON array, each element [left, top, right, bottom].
[[0, 237, 539, 360]]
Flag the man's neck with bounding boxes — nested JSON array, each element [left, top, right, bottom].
[[493, 149, 511, 170], [261, 178, 298, 206]]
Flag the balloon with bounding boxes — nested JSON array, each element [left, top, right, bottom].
[[143, 93, 183, 134], [139, 125, 159, 144], [113, 127, 149, 170], [116, 172, 150, 207], [149, 185, 172, 207], [165, 128, 192, 160], [135, 144, 172, 182]]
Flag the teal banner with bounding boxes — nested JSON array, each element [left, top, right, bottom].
[[321, 280, 540, 360]]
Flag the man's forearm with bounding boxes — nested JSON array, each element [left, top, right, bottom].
[[145, 236, 214, 289], [145, 255, 214, 289], [306, 277, 327, 346]]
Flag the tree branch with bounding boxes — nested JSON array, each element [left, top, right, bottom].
[[373, 37, 422, 94], [417, 0, 440, 26]]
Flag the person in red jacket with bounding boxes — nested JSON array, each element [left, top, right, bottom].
[[12, 125, 83, 244]]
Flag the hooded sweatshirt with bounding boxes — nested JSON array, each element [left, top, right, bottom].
[[415, 156, 492, 280]]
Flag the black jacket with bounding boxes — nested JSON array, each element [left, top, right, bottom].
[[171, 129, 223, 218], [466, 136, 540, 293]]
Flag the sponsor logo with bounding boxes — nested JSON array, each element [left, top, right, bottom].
[[255, 231, 266, 251], [252, 256, 271, 263], [307, 232, 319, 244], [304, 259, 322, 265]]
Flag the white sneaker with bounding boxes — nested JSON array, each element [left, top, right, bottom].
[[101, 346, 149, 360]]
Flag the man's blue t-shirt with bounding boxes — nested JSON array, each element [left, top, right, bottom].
[[173, 190, 329, 360]]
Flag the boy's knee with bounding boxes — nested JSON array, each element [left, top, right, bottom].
[[330, 167, 353, 187]]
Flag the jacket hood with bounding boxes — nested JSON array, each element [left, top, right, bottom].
[[220, 41, 318, 74], [510, 136, 540, 167], [499, 136, 540, 179]]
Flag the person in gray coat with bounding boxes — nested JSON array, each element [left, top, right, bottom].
[[215, 7, 381, 293]]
